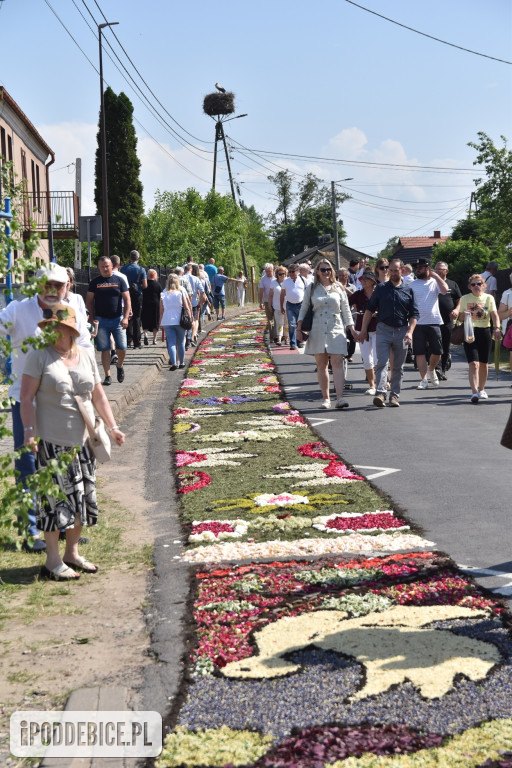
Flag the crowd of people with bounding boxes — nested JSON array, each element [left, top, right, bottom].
[[259, 257, 507, 410], [1, 249, 507, 572], [0, 254, 246, 566]]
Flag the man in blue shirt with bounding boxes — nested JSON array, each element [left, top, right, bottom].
[[211, 266, 240, 321], [358, 259, 418, 408], [204, 258, 217, 284], [121, 250, 147, 349]]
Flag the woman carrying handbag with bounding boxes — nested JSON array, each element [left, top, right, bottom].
[[20, 305, 125, 581], [160, 274, 194, 370], [297, 259, 355, 409]]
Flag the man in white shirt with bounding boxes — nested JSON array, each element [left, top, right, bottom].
[[298, 263, 314, 286], [480, 261, 499, 299], [280, 264, 306, 350], [258, 263, 275, 339], [0, 263, 92, 551], [410, 259, 449, 389]]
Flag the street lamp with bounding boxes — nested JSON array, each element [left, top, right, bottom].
[[98, 21, 119, 258], [331, 178, 353, 271]]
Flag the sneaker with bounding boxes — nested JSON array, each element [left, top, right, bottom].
[[178, 363, 186, 369], [110, 350, 118, 364], [144, 336, 149, 346], [116, 366, 125, 383], [417, 378, 428, 390], [471, 393, 480, 404], [169, 364, 177, 371], [478, 390, 489, 399], [297, 342, 304, 349], [290, 345, 298, 350], [335, 398, 349, 409], [373, 394, 386, 408], [389, 395, 400, 407], [275, 340, 282, 346], [22, 536, 46, 553], [320, 399, 331, 409], [364, 387, 376, 396], [103, 375, 112, 386], [428, 370, 440, 387], [437, 370, 447, 381]]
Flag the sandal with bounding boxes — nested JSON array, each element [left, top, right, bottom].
[[41, 563, 80, 581], [63, 556, 99, 574]]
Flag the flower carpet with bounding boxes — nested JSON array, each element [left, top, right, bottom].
[[158, 312, 512, 767]]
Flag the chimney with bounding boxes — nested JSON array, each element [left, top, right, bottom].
[[433, 230, 441, 239]]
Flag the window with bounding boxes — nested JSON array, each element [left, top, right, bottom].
[[35, 164, 41, 211], [31, 159, 36, 208]]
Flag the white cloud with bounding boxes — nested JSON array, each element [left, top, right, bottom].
[[38, 120, 472, 256]]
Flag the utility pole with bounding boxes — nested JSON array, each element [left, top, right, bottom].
[[74, 157, 82, 269]]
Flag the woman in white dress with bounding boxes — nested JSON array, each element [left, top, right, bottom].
[[268, 266, 289, 345], [236, 271, 246, 307], [297, 259, 355, 409]]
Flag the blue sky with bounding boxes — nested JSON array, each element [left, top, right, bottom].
[[0, 0, 511, 256]]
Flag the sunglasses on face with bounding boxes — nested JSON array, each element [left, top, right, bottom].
[[42, 308, 69, 320], [45, 281, 66, 289], [319, 267, 332, 273], [379, 265, 389, 270], [471, 282, 484, 287]]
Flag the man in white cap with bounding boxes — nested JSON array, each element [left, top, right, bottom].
[[0, 263, 92, 551]]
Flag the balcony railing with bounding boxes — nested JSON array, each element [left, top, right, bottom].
[[22, 191, 79, 238]]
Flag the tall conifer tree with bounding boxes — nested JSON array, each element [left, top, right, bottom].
[[94, 87, 144, 258]]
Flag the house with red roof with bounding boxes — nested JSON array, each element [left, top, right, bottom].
[[393, 231, 449, 265]]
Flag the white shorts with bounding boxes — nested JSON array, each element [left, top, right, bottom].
[[360, 331, 377, 370]]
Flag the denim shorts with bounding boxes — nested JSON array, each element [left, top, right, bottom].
[[213, 294, 226, 310], [95, 316, 127, 351]]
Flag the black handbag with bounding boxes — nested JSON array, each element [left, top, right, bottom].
[[300, 289, 314, 333], [180, 306, 193, 330]]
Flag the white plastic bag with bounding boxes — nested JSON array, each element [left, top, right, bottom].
[[464, 311, 475, 343]]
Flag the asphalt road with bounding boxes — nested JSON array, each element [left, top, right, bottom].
[[272, 342, 512, 602]]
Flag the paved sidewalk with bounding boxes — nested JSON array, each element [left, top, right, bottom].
[[2, 307, 251, 768]]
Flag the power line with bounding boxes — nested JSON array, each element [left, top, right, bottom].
[[339, 184, 469, 205], [77, 0, 212, 160], [43, 0, 212, 185], [231, 143, 483, 174], [91, 0, 213, 146], [345, 0, 512, 65]]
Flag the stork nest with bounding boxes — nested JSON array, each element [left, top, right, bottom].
[[203, 91, 235, 117]]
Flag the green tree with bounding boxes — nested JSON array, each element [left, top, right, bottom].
[[468, 132, 512, 253], [377, 236, 399, 261], [143, 188, 246, 273], [242, 205, 275, 268], [267, 172, 348, 262], [94, 87, 144, 260], [432, 239, 492, 288]]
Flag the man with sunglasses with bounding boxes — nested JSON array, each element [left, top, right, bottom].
[[410, 259, 449, 390], [358, 259, 418, 408], [280, 263, 307, 350], [0, 263, 91, 551]]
